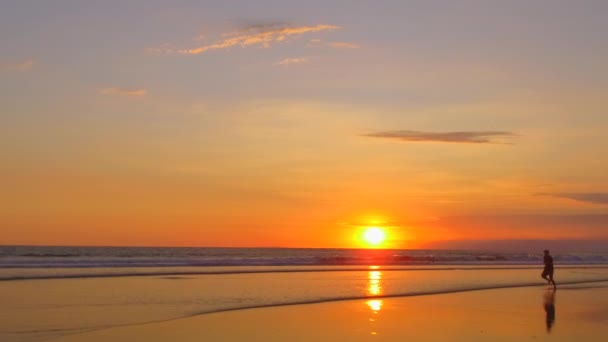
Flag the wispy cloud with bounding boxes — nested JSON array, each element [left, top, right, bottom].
[[326, 42, 360, 49], [543, 193, 608, 205], [99, 87, 147, 97], [364, 130, 517, 144], [1, 59, 35, 72], [161, 23, 341, 55], [192, 33, 206, 41], [308, 39, 360, 49], [226, 22, 291, 35], [275, 57, 309, 66]]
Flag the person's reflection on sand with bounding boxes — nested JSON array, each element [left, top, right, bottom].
[[543, 289, 556, 332]]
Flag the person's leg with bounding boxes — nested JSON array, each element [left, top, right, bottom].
[[549, 270, 556, 288], [541, 268, 549, 283]]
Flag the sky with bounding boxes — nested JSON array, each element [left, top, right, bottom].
[[1, 0, 607, 249]]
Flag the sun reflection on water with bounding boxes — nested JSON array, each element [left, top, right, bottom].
[[366, 266, 384, 336], [368, 269, 383, 296], [367, 299, 383, 312]]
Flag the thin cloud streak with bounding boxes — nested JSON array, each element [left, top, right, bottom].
[[308, 39, 360, 48], [364, 130, 517, 144], [192, 33, 205, 41], [543, 193, 608, 205], [326, 42, 360, 49], [225, 22, 291, 36], [168, 24, 341, 55], [99, 87, 147, 97], [276, 57, 308, 66], [1, 59, 35, 72]]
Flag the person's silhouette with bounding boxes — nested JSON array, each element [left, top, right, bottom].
[[543, 289, 556, 332], [541, 249, 556, 289]]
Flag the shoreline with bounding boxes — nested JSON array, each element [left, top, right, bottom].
[[48, 281, 608, 342], [3, 267, 608, 342], [3, 264, 608, 282]]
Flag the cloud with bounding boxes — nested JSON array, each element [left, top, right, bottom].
[[275, 57, 308, 66], [543, 193, 608, 205], [421, 238, 608, 252], [420, 214, 608, 248], [441, 213, 608, 227], [1, 59, 35, 72], [163, 24, 341, 55], [326, 42, 360, 49], [364, 130, 517, 144], [99, 87, 147, 97], [308, 39, 360, 49], [227, 22, 291, 35], [192, 33, 205, 41]]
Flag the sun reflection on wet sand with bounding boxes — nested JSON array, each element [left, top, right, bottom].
[[366, 266, 384, 336], [368, 269, 382, 296], [367, 299, 383, 312]]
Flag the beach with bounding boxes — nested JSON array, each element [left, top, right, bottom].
[[2, 259, 608, 342], [46, 281, 608, 342]]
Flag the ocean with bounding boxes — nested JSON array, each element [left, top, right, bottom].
[[3, 245, 608, 270], [2, 246, 608, 341]]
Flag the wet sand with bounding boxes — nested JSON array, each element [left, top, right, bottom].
[[50, 282, 608, 342]]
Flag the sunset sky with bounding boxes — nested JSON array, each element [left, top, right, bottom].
[[1, 0, 607, 249]]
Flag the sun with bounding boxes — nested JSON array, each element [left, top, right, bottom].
[[363, 227, 386, 246]]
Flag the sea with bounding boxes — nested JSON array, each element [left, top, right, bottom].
[[3, 245, 608, 271], [2, 246, 608, 341]]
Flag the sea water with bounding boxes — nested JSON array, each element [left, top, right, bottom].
[[2, 245, 608, 271], [1, 246, 608, 341]]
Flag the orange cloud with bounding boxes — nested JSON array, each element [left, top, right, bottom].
[[99, 87, 147, 97], [1, 59, 35, 72], [165, 24, 341, 55]]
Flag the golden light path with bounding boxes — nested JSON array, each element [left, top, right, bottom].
[[367, 266, 383, 336]]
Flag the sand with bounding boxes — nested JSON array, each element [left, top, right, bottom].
[[49, 282, 608, 342]]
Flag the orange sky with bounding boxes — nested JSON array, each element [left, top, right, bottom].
[[1, 1, 608, 248]]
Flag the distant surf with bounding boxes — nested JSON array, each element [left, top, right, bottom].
[[2, 246, 608, 269]]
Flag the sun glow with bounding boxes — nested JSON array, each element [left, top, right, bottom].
[[363, 227, 386, 246]]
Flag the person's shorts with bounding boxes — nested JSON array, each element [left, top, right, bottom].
[[542, 266, 554, 277]]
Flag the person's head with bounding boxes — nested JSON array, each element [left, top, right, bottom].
[[544, 249, 550, 255]]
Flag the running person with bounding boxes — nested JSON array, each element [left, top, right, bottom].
[[541, 249, 556, 289]]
